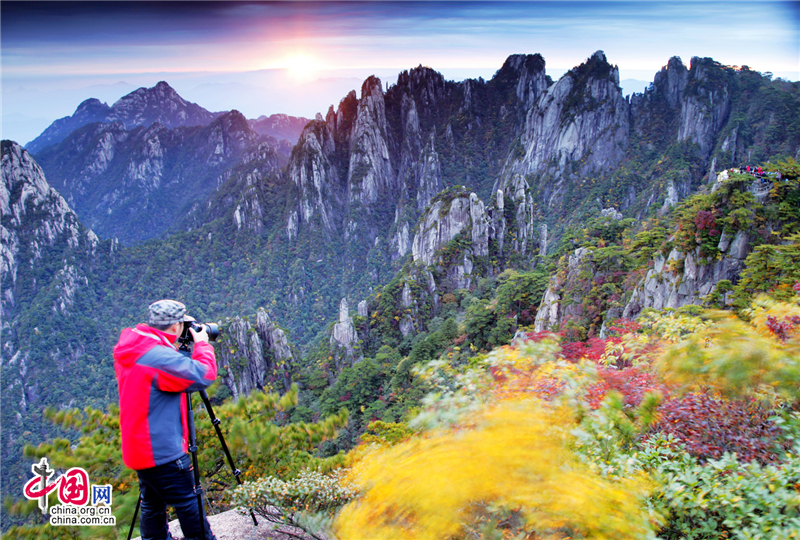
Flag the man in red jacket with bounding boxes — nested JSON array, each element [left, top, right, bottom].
[[114, 299, 217, 540]]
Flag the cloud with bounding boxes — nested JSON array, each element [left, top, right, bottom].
[[2, 0, 797, 143], [3, 1, 797, 77]]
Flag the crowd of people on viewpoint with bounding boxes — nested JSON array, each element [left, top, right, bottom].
[[738, 165, 783, 183]]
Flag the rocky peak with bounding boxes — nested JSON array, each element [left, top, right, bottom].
[[361, 76, 384, 103], [498, 53, 551, 112], [415, 131, 444, 211], [74, 97, 112, 117], [678, 57, 732, 157], [109, 80, 215, 129], [505, 51, 629, 198], [286, 119, 343, 239], [210, 110, 253, 140], [329, 90, 359, 141], [534, 247, 592, 332], [346, 76, 396, 210], [395, 66, 449, 109], [652, 56, 689, 109], [154, 80, 179, 97], [572, 50, 619, 86], [33, 103, 273, 243], [27, 81, 217, 154], [330, 298, 360, 372], [411, 188, 489, 267], [25, 99, 112, 154]]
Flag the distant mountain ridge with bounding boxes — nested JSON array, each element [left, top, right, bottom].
[[25, 81, 311, 154], [25, 81, 221, 153], [248, 114, 311, 143]]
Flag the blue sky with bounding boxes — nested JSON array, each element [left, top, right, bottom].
[[2, 1, 799, 145]]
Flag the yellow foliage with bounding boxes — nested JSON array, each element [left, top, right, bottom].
[[745, 294, 800, 341], [335, 400, 656, 540], [657, 297, 800, 400], [488, 342, 586, 402]]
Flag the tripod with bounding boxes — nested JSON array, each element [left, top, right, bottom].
[[127, 388, 258, 540]]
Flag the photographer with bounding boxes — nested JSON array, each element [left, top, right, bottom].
[[114, 299, 217, 540]]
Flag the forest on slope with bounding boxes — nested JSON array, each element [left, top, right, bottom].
[[6, 159, 800, 540]]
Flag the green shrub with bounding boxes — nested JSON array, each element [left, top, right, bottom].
[[231, 468, 357, 540], [640, 437, 800, 540]]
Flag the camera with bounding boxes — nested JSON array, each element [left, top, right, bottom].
[[179, 320, 220, 343]]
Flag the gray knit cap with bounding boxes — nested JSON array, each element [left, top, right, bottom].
[[148, 299, 189, 326]]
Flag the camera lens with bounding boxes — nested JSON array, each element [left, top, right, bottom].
[[205, 323, 220, 342]]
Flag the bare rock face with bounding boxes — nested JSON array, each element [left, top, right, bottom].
[[1, 140, 101, 440], [33, 110, 273, 244], [655, 56, 690, 109], [534, 247, 592, 332], [394, 92, 444, 213], [632, 55, 731, 163], [622, 233, 749, 318], [415, 132, 444, 212], [25, 98, 112, 153], [330, 298, 360, 371], [0, 141, 98, 319], [125, 124, 167, 189], [534, 224, 754, 333], [505, 53, 551, 113], [677, 57, 732, 157], [505, 51, 629, 209], [347, 77, 397, 210], [495, 174, 538, 256], [391, 219, 412, 259], [286, 91, 361, 241], [411, 190, 489, 269], [217, 308, 295, 399], [108, 81, 216, 130], [407, 182, 544, 300], [229, 150, 276, 234], [286, 120, 343, 238], [630, 56, 688, 142]]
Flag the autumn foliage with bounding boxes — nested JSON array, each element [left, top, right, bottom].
[[336, 402, 654, 540], [331, 288, 800, 540]]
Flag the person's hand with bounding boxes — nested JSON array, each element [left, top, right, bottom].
[[189, 326, 209, 343]]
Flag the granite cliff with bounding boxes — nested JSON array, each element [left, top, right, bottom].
[[32, 111, 286, 244]]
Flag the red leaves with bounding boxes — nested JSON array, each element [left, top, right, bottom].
[[694, 209, 721, 236], [605, 318, 642, 336], [765, 314, 800, 342], [560, 337, 613, 362], [652, 390, 787, 464], [586, 367, 669, 409]]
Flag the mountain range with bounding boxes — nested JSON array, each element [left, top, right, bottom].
[[2, 50, 799, 527]]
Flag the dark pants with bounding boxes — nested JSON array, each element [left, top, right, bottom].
[[136, 454, 216, 540]]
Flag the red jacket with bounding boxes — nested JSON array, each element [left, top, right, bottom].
[[113, 324, 217, 470]]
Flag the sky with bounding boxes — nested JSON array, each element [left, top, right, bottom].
[[2, 1, 799, 146]]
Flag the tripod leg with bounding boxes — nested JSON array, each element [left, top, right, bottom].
[[199, 389, 258, 526], [127, 495, 141, 540], [186, 392, 207, 540]]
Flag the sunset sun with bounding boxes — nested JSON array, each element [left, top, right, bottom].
[[284, 52, 320, 81]]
